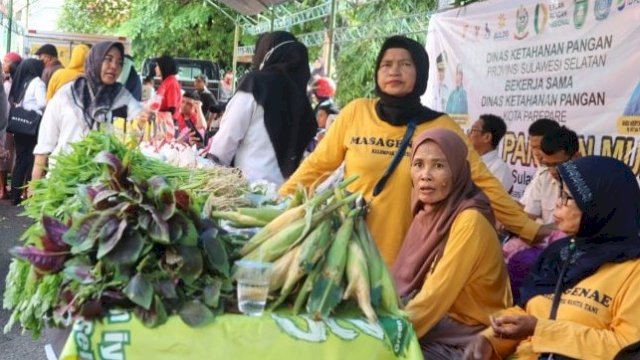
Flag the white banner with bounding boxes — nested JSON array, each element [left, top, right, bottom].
[[423, 0, 640, 198]]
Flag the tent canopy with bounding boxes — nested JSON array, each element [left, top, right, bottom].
[[215, 0, 292, 15]]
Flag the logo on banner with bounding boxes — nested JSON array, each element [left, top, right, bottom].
[[514, 6, 530, 40], [484, 22, 491, 38], [549, 0, 571, 27], [534, 3, 549, 33], [494, 13, 509, 40], [574, 0, 589, 29], [595, 0, 612, 19]]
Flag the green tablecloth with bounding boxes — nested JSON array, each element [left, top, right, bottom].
[[60, 310, 422, 359]]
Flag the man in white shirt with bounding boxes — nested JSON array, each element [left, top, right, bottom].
[[518, 118, 561, 223], [467, 114, 513, 192]]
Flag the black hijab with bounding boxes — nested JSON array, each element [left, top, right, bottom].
[[519, 156, 640, 306], [8, 58, 44, 105], [156, 55, 177, 80], [374, 36, 442, 126], [71, 41, 125, 128], [238, 31, 316, 178]]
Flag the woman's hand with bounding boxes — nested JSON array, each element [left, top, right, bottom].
[[463, 336, 493, 360], [491, 314, 537, 340]]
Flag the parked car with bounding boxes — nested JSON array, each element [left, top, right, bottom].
[[140, 57, 222, 98]]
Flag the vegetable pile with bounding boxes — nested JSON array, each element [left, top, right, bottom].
[[215, 178, 404, 322], [3, 132, 250, 337]]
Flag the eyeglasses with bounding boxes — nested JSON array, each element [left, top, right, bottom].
[[558, 191, 574, 206], [466, 127, 484, 135]]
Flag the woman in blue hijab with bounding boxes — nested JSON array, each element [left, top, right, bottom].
[[464, 156, 640, 360]]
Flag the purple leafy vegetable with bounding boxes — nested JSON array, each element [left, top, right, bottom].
[[10, 246, 67, 274], [123, 273, 154, 310], [41, 216, 70, 252]]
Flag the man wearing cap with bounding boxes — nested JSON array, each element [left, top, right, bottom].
[[36, 44, 63, 86]]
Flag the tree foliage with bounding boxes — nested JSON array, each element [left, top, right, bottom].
[[59, 0, 237, 69], [331, 0, 437, 106], [59, 0, 439, 102], [59, 0, 132, 34]]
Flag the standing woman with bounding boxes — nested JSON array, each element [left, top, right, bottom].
[[155, 55, 182, 118], [281, 35, 547, 267], [208, 31, 316, 186], [32, 41, 143, 182], [1, 52, 22, 199], [0, 60, 9, 198], [9, 59, 45, 205]]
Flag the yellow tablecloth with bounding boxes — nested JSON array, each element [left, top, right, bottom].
[[60, 310, 422, 360]]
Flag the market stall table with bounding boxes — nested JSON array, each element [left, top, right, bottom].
[[60, 310, 422, 359]]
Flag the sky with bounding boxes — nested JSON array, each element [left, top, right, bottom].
[[22, 0, 64, 31]]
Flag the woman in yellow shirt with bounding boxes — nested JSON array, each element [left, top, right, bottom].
[[280, 35, 546, 267], [393, 128, 511, 359], [464, 156, 640, 360]]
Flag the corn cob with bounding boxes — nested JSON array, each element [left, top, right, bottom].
[[240, 187, 333, 256], [268, 245, 300, 292], [242, 194, 359, 263], [241, 176, 359, 256], [306, 210, 356, 320], [239, 204, 305, 256], [297, 217, 334, 272], [300, 176, 359, 244], [356, 216, 401, 316], [292, 265, 320, 315], [343, 236, 377, 323], [286, 184, 307, 210], [210, 211, 268, 228], [236, 207, 284, 223], [268, 245, 305, 309], [355, 217, 383, 308]]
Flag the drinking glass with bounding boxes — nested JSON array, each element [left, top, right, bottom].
[[234, 260, 273, 316]]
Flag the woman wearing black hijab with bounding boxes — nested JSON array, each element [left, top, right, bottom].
[[208, 31, 316, 186], [32, 41, 143, 186], [8, 58, 46, 205], [155, 55, 182, 116], [281, 35, 546, 269], [465, 156, 640, 360]]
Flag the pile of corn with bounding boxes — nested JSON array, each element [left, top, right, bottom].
[[212, 177, 402, 322]]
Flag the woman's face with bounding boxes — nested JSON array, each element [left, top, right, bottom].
[[316, 109, 329, 128], [553, 183, 583, 235], [101, 47, 123, 85], [411, 141, 453, 206], [377, 48, 416, 97], [155, 64, 162, 77]]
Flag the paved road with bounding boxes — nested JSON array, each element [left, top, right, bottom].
[[0, 199, 56, 359]]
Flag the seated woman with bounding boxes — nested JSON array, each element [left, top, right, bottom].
[[392, 128, 512, 359], [464, 156, 640, 360]]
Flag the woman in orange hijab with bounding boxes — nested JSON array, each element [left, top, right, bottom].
[[392, 128, 511, 359]]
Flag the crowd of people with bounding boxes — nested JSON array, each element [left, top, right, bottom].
[[0, 30, 638, 360]]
